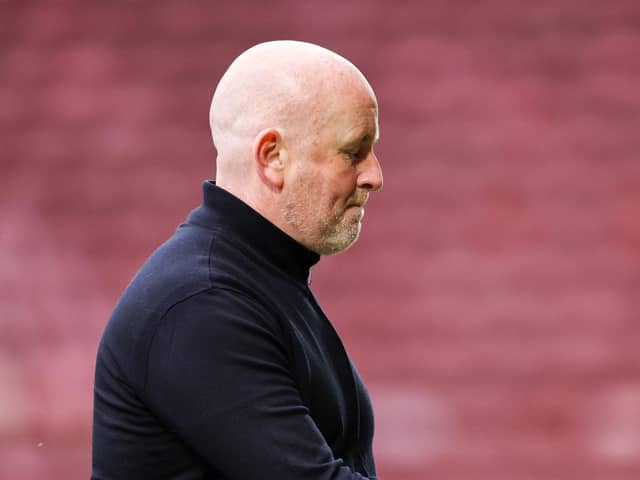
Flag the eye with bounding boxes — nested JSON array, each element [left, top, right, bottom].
[[345, 148, 366, 162]]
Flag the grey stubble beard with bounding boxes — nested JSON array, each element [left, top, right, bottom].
[[282, 201, 362, 256]]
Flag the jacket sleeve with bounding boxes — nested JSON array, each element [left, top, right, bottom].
[[143, 287, 376, 480]]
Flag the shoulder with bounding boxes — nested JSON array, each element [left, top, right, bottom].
[[155, 287, 286, 369]]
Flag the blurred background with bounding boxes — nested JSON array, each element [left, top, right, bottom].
[[1, 0, 640, 478]]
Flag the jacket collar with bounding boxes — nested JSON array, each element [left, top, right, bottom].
[[187, 181, 320, 284]]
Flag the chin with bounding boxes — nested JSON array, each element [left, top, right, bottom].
[[315, 224, 361, 256]]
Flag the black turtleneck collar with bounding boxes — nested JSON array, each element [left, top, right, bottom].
[[187, 181, 320, 285]]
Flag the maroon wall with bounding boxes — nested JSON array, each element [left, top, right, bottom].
[[1, 1, 640, 478]]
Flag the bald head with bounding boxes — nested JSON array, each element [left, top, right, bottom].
[[210, 41, 375, 185], [209, 40, 383, 255]]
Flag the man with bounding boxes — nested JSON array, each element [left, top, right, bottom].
[[92, 40, 384, 479]]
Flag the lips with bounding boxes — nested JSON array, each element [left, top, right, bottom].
[[348, 197, 368, 209]]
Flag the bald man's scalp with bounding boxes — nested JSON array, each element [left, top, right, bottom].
[[209, 41, 374, 183]]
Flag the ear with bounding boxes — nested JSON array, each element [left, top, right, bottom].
[[253, 128, 286, 190]]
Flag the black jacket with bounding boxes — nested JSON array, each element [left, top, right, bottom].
[[92, 181, 377, 479]]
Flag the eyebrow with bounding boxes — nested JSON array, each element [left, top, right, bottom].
[[346, 131, 378, 148]]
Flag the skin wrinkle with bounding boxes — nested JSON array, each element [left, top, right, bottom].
[[209, 40, 383, 256]]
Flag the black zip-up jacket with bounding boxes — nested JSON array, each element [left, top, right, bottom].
[[92, 181, 377, 479]]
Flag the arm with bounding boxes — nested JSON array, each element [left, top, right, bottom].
[[144, 288, 375, 480]]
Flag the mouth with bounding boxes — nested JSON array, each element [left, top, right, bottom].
[[346, 204, 365, 215], [347, 197, 368, 209]]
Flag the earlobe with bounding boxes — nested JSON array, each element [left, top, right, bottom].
[[254, 128, 285, 190]]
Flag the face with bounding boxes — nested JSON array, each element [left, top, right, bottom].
[[281, 86, 383, 255]]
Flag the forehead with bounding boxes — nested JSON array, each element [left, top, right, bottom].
[[335, 102, 379, 146], [320, 88, 379, 144]]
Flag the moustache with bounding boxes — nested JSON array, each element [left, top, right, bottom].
[[347, 195, 369, 208]]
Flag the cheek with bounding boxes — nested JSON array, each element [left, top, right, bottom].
[[332, 177, 358, 205], [300, 162, 356, 212], [319, 182, 348, 213], [295, 173, 330, 215]]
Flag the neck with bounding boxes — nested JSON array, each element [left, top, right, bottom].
[[216, 180, 295, 242]]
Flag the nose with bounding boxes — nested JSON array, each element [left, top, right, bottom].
[[357, 150, 383, 192]]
